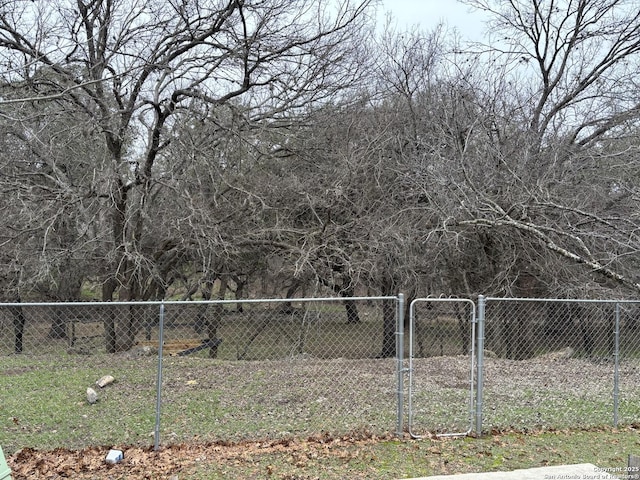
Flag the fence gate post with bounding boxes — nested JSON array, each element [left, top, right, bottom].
[[154, 303, 166, 451], [614, 302, 620, 428], [396, 293, 405, 438], [475, 295, 485, 436]]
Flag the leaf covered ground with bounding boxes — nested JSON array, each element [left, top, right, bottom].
[[8, 426, 640, 479]]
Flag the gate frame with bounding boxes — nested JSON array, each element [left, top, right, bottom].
[[407, 297, 477, 438]]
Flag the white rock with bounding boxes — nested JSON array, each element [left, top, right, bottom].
[[96, 375, 115, 388], [86, 387, 98, 404]]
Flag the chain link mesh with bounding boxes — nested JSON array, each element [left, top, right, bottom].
[[408, 299, 476, 437], [482, 299, 640, 432], [4, 296, 640, 454], [0, 298, 399, 453]]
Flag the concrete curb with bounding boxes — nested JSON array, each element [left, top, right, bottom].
[[403, 463, 622, 479]]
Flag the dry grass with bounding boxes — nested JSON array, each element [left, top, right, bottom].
[[3, 353, 640, 453]]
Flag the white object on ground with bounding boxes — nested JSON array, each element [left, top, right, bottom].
[[86, 387, 98, 404], [96, 375, 115, 388], [105, 449, 123, 464]]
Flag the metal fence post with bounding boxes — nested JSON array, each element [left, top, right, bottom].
[[396, 293, 405, 438], [154, 303, 166, 451], [614, 302, 620, 428], [475, 295, 485, 436]]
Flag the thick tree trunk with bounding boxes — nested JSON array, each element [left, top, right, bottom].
[[345, 299, 360, 324], [11, 305, 26, 354], [117, 303, 152, 352], [379, 277, 397, 358], [341, 282, 361, 324], [281, 280, 300, 313], [102, 279, 118, 354], [231, 275, 247, 313], [193, 278, 214, 333], [207, 276, 227, 358]]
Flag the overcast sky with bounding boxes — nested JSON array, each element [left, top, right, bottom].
[[378, 0, 488, 40]]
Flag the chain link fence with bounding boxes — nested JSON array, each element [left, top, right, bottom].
[[407, 299, 476, 438], [0, 297, 402, 454], [480, 298, 640, 432], [4, 295, 640, 456]]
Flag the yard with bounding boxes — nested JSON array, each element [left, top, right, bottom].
[[3, 352, 640, 479]]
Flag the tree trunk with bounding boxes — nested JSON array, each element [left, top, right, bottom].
[[341, 282, 361, 324], [194, 278, 214, 335], [118, 305, 138, 352], [11, 305, 26, 354], [47, 257, 83, 338], [379, 277, 397, 358], [345, 298, 360, 324], [102, 279, 118, 354], [207, 277, 226, 358], [281, 280, 300, 313], [231, 274, 247, 313]]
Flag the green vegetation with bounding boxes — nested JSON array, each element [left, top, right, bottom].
[[176, 428, 640, 479], [3, 351, 640, 479], [10, 427, 640, 479], [0, 356, 158, 451]]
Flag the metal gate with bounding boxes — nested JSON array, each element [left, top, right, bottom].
[[408, 298, 476, 437]]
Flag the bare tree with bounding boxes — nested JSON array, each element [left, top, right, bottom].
[[466, 0, 640, 147], [0, 0, 374, 351], [450, 0, 640, 296]]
